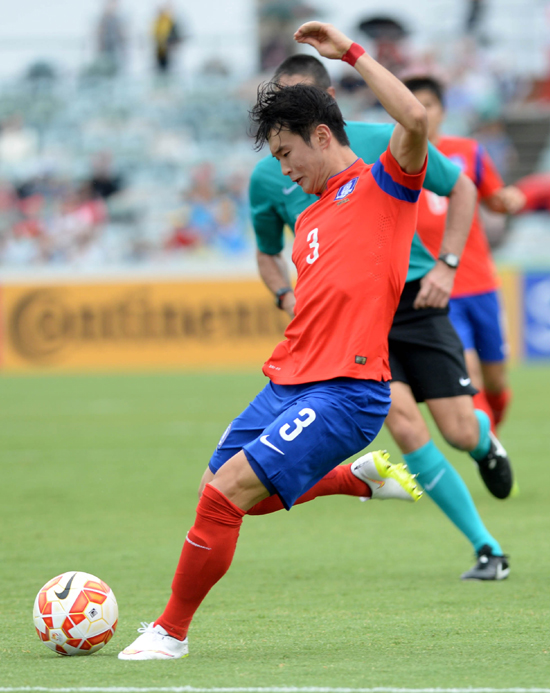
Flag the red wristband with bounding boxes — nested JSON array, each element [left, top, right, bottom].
[[341, 42, 366, 67]]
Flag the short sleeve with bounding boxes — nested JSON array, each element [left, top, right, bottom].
[[423, 140, 461, 197], [249, 164, 286, 255], [371, 146, 427, 203]]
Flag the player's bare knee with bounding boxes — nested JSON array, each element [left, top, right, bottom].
[[386, 411, 425, 452], [442, 418, 479, 451]]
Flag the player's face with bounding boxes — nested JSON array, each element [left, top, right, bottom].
[[412, 89, 445, 142], [269, 128, 326, 195]]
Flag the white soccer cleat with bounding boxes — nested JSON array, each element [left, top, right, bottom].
[[118, 622, 189, 660], [351, 450, 422, 502]]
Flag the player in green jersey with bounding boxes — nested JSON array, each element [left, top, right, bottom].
[[249, 54, 513, 580]]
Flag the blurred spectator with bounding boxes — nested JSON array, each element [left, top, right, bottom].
[[0, 115, 39, 166], [465, 0, 486, 40], [358, 16, 410, 75], [213, 196, 247, 254], [258, 0, 317, 71], [47, 184, 108, 265], [473, 119, 517, 179], [0, 3, 545, 271], [165, 164, 250, 255], [15, 162, 67, 202], [88, 152, 123, 200], [442, 38, 501, 134], [152, 3, 184, 73], [96, 0, 126, 76]]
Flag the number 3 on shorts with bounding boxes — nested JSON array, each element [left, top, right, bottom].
[[279, 408, 316, 441]]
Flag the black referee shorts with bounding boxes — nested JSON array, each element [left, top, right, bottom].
[[389, 279, 478, 403]]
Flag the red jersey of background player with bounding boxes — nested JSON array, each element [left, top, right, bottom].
[[263, 148, 427, 385], [416, 136, 503, 298]]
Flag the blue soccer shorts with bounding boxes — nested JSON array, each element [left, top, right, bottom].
[[448, 290, 508, 363], [209, 377, 390, 510]]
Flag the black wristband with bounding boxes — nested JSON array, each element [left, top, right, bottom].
[[275, 287, 293, 309]]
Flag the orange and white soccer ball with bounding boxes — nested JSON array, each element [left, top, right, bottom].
[[33, 571, 118, 656]]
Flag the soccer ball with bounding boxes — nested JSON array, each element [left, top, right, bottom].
[[33, 571, 118, 656]]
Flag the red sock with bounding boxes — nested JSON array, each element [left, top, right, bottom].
[[473, 391, 496, 432], [247, 463, 370, 516], [484, 388, 511, 428], [156, 484, 245, 640]]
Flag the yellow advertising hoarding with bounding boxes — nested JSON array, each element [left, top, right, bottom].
[[0, 279, 289, 373], [0, 269, 523, 373], [498, 268, 522, 362]]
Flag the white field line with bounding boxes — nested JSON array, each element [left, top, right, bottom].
[[2, 688, 550, 693]]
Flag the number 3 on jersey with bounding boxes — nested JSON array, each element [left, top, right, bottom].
[[280, 408, 316, 441], [306, 228, 319, 264]]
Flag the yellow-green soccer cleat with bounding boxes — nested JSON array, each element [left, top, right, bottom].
[[351, 450, 423, 502]]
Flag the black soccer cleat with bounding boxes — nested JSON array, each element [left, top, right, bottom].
[[461, 544, 510, 581], [475, 432, 513, 499]]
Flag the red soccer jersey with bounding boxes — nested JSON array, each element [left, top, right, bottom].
[[416, 135, 503, 297], [263, 150, 427, 385]]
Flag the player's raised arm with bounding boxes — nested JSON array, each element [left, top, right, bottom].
[[294, 22, 428, 173]]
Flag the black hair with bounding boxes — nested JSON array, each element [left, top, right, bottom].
[[250, 82, 349, 151], [403, 76, 445, 106], [273, 54, 332, 91]]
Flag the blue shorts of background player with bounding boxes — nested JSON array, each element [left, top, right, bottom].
[[209, 377, 391, 510], [448, 290, 507, 363]]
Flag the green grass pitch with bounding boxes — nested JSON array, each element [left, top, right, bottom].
[[1, 365, 550, 689]]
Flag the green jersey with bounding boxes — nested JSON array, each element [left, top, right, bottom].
[[249, 121, 461, 282]]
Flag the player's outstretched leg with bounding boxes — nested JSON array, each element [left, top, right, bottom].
[[468, 411, 513, 499], [118, 622, 188, 661], [351, 450, 422, 502], [247, 451, 421, 515], [460, 545, 510, 581]]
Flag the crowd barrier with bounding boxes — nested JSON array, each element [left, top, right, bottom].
[[0, 270, 548, 373]]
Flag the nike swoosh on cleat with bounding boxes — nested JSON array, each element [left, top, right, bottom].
[[495, 563, 510, 579], [55, 573, 77, 600], [365, 476, 385, 489], [424, 468, 446, 491], [260, 435, 284, 455], [282, 183, 298, 195]]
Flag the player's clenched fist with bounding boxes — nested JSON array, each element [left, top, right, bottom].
[[294, 22, 353, 60]]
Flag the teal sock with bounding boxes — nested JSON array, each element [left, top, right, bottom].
[[404, 440, 502, 555], [469, 410, 491, 461]]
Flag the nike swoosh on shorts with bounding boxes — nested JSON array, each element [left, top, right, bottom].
[[259, 435, 284, 455]]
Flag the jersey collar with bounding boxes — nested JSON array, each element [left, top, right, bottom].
[[322, 158, 363, 196]]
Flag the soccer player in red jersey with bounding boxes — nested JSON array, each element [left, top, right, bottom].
[[119, 21, 428, 660], [404, 76, 525, 430], [250, 55, 513, 582]]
